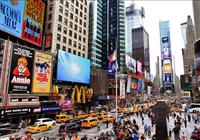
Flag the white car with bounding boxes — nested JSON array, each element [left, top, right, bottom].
[[188, 108, 200, 113], [35, 118, 56, 126]]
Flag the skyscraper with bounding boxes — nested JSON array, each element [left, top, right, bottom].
[[45, 0, 89, 58], [89, 0, 126, 73], [193, 0, 200, 40], [125, 3, 145, 54], [181, 16, 195, 75]]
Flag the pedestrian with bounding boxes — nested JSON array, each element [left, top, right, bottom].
[[142, 116, 144, 125], [167, 115, 169, 122], [184, 118, 187, 128], [97, 122, 100, 132], [172, 123, 180, 140], [180, 132, 187, 140], [106, 119, 109, 128], [72, 133, 80, 140], [187, 114, 191, 122]]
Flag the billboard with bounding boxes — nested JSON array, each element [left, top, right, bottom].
[[125, 55, 136, 73], [44, 34, 52, 49], [164, 63, 172, 73], [0, 0, 25, 38], [108, 50, 116, 77], [8, 44, 34, 94], [32, 51, 52, 93], [21, 0, 45, 47], [120, 79, 125, 99], [137, 61, 142, 73], [57, 50, 90, 84], [137, 80, 144, 94], [165, 73, 172, 83]]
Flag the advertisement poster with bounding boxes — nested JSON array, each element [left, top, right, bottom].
[[165, 73, 172, 83], [57, 50, 90, 84], [9, 44, 34, 94], [126, 77, 131, 93], [0, 0, 25, 37], [120, 79, 125, 99], [32, 51, 52, 93], [137, 61, 142, 73], [144, 46, 150, 67], [164, 63, 172, 73], [125, 55, 136, 73], [21, 0, 45, 47], [44, 34, 52, 49], [137, 80, 144, 94], [108, 50, 116, 77]]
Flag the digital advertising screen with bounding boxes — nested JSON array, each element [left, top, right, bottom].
[[126, 55, 136, 73], [0, 0, 25, 37], [8, 44, 34, 94], [57, 50, 90, 84], [108, 50, 116, 77]]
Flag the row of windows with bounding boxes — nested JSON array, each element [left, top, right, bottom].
[[60, 0, 87, 7], [56, 43, 86, 57]]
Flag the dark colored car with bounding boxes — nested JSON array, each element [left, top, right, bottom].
[[58, 118, 82, 134], [0, 123, 19, 136]]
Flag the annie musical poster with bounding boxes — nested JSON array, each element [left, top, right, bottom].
[[8, 44, 34, 94]]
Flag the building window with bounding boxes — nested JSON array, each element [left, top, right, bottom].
[[76, 1, 79, 6], [84, 14, 86, 20], [71, 5, 74, 11], [70, 13, 73, 20], [63, 36, 66, 43], [57, 34, 61, 41], [83, 37, 86, 43], [47, 23, 51, 30], [79, 11, 82, 17], [78, 51, 81, 56], [48, 13, 52, 20], [56, 44, 60, 50], [83, 22, 86, 28], [65, 10, 68, 17], [65, 1, 69, 8], [84, 7, 87, 13], [68, 48, 71, 53], [49, 4, 53, 11], [79, 19, 82, 25], [68, 39, 72, 45], [75, 8, 78, 15], [73, 41, 77, 48], [63, 27, 67, 34], [82, 53, 85, 58], [69, 30, 72, 37], [58, 24, 62, 32], [80, 4, 83, 10], [64, 18, 68, 25], [70, 21, 73, 28], [73, 50, 76, 54], [78, 43, 81, 49], [71, 0, 74, 3], [63, 46, 66, 51], [84, 0, 87, 5], [74, 24, 77, 30], [59, 6, 63, 13], [58, 15, 62, 22], [83, 45, 85, 51], [79, 35, 81, 41], [74, 32, 77, 39], [79, 27, 82, 33], [83, 29, 86, 35], [75, 16, 78, 22], [60, 0, 63, 4]]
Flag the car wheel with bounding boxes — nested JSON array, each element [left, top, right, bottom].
[[61, 120, 64, 123], [48, 126, 52, 130], [53, 122, 56, 125]]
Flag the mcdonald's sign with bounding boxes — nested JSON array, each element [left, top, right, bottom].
[[71, 85, 93, 104]]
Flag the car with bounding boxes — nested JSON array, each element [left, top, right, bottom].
[[102, 115, 115, 123], [28, 124, 52, 133], [81, 117, 99, 128], [88, 111, 98, 117], [58, 118, 82, 133], [74, 113, 88, 119], [35, 118, 56, 126], [98, 112, 108, 120], [55, 114, 72, 123]]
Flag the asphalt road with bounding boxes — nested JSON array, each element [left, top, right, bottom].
[[0, 112, 198, 140]]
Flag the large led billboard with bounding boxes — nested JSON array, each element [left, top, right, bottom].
[[125, 55, 136, 73], [57, 50, 90, 84]]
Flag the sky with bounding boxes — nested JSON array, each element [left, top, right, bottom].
[[125, 0, 194, 78]]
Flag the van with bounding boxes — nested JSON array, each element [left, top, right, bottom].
[[35, 118, 56, 126], [55, 114, 72, 123]]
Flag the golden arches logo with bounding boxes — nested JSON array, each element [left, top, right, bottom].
[[71, 85, 94, 104]]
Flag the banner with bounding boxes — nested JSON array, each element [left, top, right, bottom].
[[108, 50, 116, 77], [21, 0, 45, 47], [9, 44, 34, 94], [126, 77, 131, 93], [120, 79, 125, 99], [126, 55, 136, 73], [137, 80, 144, 94], [44, 34, 52, 49], [32, 51, 52, 93], [0, 0, 25, 38], [137, 61, 142, 73]]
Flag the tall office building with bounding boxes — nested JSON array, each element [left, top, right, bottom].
[[193, 0, 200, 40], [132, 27, 150, 73], [181, 16, 195, 74], [180, 22, 187, 46], [89, 0, 126, 73], [45, 0, 89, 58], [125, 4, 145, 54]]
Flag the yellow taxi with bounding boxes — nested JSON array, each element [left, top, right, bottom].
[[55, 114, 72, 123], [98, 112, 108, 120], [170, 107, 183, 113], [81, 117, 99, 128], [102, 115, 115, 123], [28, 124, 52, 133], [118, 108, 125, 113], [74, 113, 88, 119], [88, 111, 98, 117]]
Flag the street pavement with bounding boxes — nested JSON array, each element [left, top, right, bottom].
[[0, 112, 198, 140]]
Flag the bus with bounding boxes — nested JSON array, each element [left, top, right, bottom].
[[188, 103, 200, 113]]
